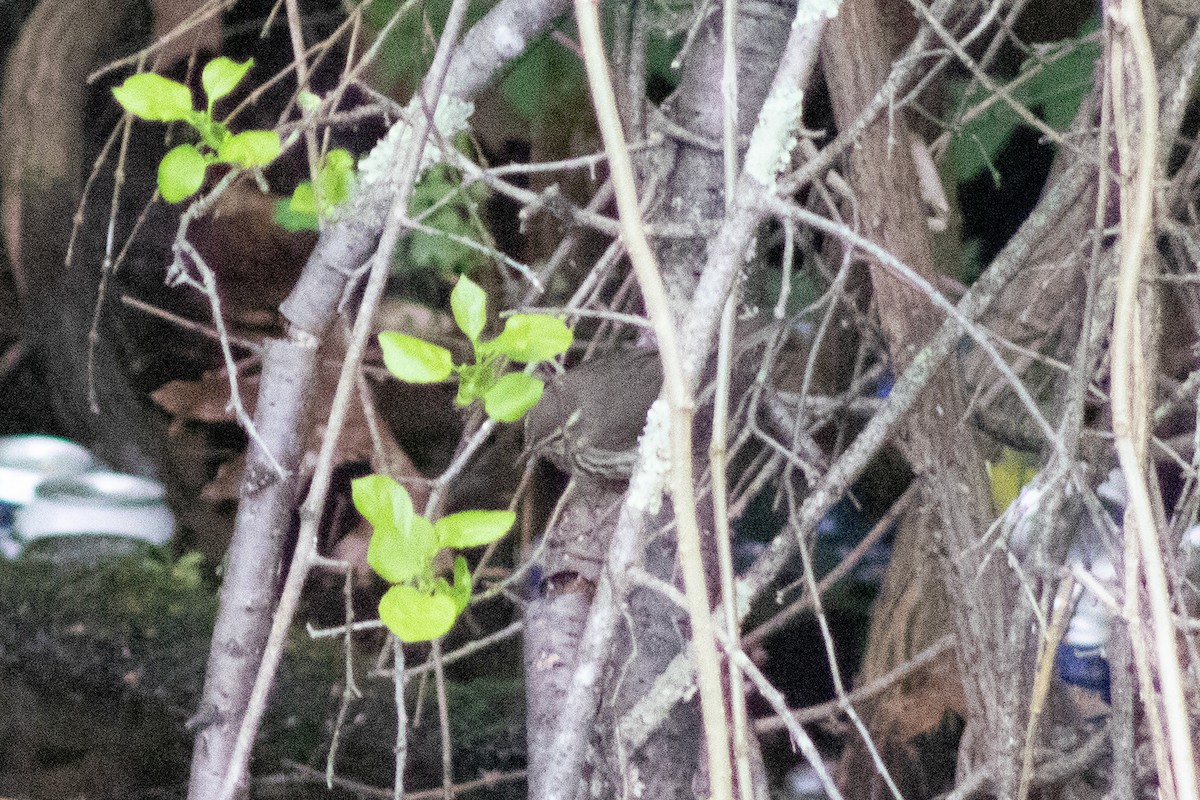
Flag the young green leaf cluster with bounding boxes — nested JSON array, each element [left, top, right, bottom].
[[351, 474, 514, 642], [377, 275, 573, 422], [112, 57, 283, 203], [274, 147, 357, 231], [358, 277, 568, 640]]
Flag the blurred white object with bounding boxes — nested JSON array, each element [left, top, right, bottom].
[[0, 435, 95, 556], [1184, 524, 1200, 551], [1066, 556, 1115, 649], [1097, 468, 1127, 508], [1057, 555, 1115, 703], [785, 757, 836, 800], [1181, 524, 1200, 584], [15, 472, 175, 561], [0, 434, 96, 504]]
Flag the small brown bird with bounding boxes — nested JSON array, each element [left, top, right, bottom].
[[523, 349, 663, 480]]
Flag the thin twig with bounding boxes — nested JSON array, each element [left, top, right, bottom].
[[715, 2, 750, 789], [628, 571, 844, 800], [787, 481, 905, 800], [393, 638, 408, 800], [326, 568, 365, 789], [401, 620, 524, 679], [767, 197, 1063, 457], [1016, 574, 1075, 800], [277, 760, 527, 800], [432, 640, 454, 800], [176, 238, 287, 477], [571, 4, 736, 800], [284, 0, 321, 180], [1106, 2, 1198, 796], [120, 294, 264, 353], [85, 110, 136, 414], [745, 481, 918, 648]]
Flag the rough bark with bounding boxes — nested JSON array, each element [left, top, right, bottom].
[[519, 4, 794, 799], [822, 0, 1025, 796], [525, 480, 619, 800]]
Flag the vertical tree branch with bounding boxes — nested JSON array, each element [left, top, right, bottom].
[[186, 0, 573, 796], [573, 1, 734, 799], [532, 4, 828, 798], [821, 0, 1014, 794], [1106, 1, 1198, 797]]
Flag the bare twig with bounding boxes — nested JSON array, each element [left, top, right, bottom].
[[1016, 575, 1075, 800], [326, 568, 365, 789], [120, 294, 263, 353], [628, 570, 844, 800], [1105, 2, 1198, 796], [284, 0, 321, 179], [787, 481, 905, 800], [277, 760, 527, 800], [716, 4, 755, 793], [744, 481, 918, 648], [561, 2, 734, 798], [393, 639, 408, 800], [432, 641, 454, 800], [175, 237, 287, 477]]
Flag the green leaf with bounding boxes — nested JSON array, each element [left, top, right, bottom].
[[319, 149, 355, 206], [112, 73, 194, 121], [158, 144, 208, 203], [201, 56, 253, 107], [405, 163, 488, 276], [378, 331, 455, 383], [290, 182, 317, 216], [451, 275, 487, 342], [483, 372, 543, 422], [313, 148, 356, 212], [353, 475, 439, 583], [1020, 30, 1100, 130], [367, 519, 429, 584], [274, 154, 354, 231], [274, 199, 318, 231], [298, 89, 322, 112], [454, 361, 493, 407], [217, 129, 282, 168], [408, 221, 481, 275], [949, 18, 1099, 187], [352, 474, 415, 534], [274, 184, 319, 231], [378, 584, 458, 642], [500, 38, 587, 122], [327, 148, 355, 171], [949, 81, 1021, 186], [447, 555, 472, 613], [484, 315, 572, 364], [191, 115, 229, 151], [435, 509, 516, 549]]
